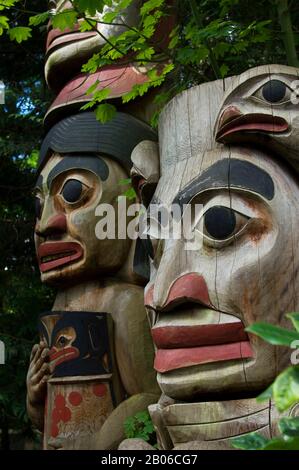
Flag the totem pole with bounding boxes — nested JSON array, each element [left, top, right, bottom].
[[120, 65, 299, 450], [26, 0, 172, 450]]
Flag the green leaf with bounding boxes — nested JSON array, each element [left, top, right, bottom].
[[8, 27, 32, 43], [123, 188, 137, 200], [75, 0, 104, 16], [220, 64, 229, 78], [245, 322, 299, 347], [102, 11, 119, 23], [119, 178, 132, 186], [140, 0, 165, 16], [279, 417, 299, 437], [85, 80, 100, 96], [231, 431, 269, 450], [287, 313, 299, 333], [0, 15, 9, 34], [273, 366, 299, 412], [92, 87, 111, 103], [256, 384, 273, 402], [262, 437, 299, 450], [52, 10, 78, 31], [95, 103, 116, 123], [29, 12, 51, 27], [79, 19, 97, 32]]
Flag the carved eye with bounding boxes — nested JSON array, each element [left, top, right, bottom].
[[57, 335, 68, 347], [35, 197, 43, 219], [61, 179, 86, 204], [253, 80, 291, 104], [202, 206, 249, 244]]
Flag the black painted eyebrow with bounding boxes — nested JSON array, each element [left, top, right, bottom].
[[42, 155, 109, 189], [173, 158, 274, 208]]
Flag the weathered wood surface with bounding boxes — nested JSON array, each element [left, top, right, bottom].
[[130, 66, 299, 449]]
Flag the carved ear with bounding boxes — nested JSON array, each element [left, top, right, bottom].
[[131, 140, 160, 207], [131, 140, 160, 282]]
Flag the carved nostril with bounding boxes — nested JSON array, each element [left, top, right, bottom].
[[218, 106, 243, 129], [36, 213, 67, 238], [163, 273, 211, 310]]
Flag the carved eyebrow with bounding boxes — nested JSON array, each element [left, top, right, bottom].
[[35, 155, 109, 190], [173, 158, 274, 208]]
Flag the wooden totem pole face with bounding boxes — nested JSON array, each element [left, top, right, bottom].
[[215, 64, 299, 168], [139, 71, 299, 401], [46, 0, 141, 90], [34, 152, 130, 286]]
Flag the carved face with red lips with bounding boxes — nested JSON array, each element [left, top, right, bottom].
[[34, 152, 130, 285], [34, 111, 156, 285], [214, 64, 299, 168], [142, 147, 299, 400], [45, 0, 141, 91]]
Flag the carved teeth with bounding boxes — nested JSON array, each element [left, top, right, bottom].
[[41, 251, 75, 263]]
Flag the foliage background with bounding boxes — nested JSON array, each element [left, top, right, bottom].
[[0, 0, 298, 449]]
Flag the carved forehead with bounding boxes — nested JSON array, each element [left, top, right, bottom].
[[155, 148, 296, 205], [222, 64, 299, 102]]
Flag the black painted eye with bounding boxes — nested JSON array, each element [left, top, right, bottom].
[[61, 179, 83, 203], [35, 197, 42, 219], [253, 79, 291, 104], [204, 206, 236, 240], [58, 336, 67, 347], [262, 80, 287, 103]]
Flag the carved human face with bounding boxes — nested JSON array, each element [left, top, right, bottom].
[[34, 153, 131, 285], [144, 147, 299, 400], [45, 0, 141, 90]]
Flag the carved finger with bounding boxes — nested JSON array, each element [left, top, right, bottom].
[[30, 344, 39, 362], [32, 363, 50, 384]]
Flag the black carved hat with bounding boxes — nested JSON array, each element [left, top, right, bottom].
[[38, 111, 157, 173]]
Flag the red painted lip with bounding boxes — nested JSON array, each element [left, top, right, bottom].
[[154, 341, 254, 373], [216, 112, 289, 142], [49, 346, 79, 369], [151, 322, 248, 349], [38, 242, 83, 273], [46, 27, 97, 52]]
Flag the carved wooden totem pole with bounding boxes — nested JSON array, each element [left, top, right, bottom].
[[122, 64, 299, 450], [26, 0, 168, 450]]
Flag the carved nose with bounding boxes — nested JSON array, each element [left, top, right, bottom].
[[145, 273, 211, 310], [35, 214, 67, 238], [218, 106, 243, 129]]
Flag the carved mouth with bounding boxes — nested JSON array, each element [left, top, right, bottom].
[[216, 111, 289, 142], [46, 27, 97, 53], [150, 308, 254, 373], [49, 346, 79, 369], [38, 242, 83, 273]]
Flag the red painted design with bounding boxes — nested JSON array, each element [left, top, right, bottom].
[[164, 273, 211, 309], [92, 384, 107, 397], [49, 346, 79, 369], [51, 423, 59, 439], [60, 406, 71, 423], [51, 393, 72, 437], [68, 391, 83, 407], [154, 340, 254, 373], [54, 394, 65, 409]]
